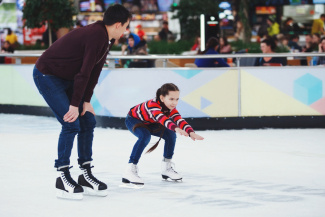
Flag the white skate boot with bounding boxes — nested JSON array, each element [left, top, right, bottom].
[[78, 162, 108, 197], [56, 165, 84, 200], [121, 163, 144, 188], [161, 159, 182, 181]]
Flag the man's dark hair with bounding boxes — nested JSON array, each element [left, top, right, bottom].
[[103, 4, 132, 26], [320, 14, 325, 19]]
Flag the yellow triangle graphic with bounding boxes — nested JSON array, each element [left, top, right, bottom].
[[241, 71, 321, 116], [182, 70, 238, 117]]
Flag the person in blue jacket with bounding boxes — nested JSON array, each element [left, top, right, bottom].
[[194, 37, 230, 67]]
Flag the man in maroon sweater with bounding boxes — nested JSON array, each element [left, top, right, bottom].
[[33, 4, 131, 200]]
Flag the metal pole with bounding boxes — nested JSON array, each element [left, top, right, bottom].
[[237, 57, 241, 117], [163, 59, 167, 68]]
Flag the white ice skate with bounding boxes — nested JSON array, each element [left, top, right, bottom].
[[120, 163, 144, 189], [161, 160, 182, 182], [56, 166, 83, 200], [78, 162, 108, 197]]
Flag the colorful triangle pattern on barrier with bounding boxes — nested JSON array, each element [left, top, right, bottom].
[[182, 70, 238, 117], [241, 70, 321, 116]]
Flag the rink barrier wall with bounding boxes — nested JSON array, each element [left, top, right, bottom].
[[1, 104, 325, 130], [0, 52, 325, 130]]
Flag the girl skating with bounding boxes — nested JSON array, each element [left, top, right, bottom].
[[122, 83, 204, 187]]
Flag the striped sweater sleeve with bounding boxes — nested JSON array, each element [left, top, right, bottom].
[[170, 109, 194, 134], [147, 100, 178, 131]]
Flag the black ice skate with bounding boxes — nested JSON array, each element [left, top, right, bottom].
[[56, 166, 84, 200], [78, 162, 108, 197]]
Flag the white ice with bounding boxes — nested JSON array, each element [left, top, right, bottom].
[[0, 114, 325, 217]]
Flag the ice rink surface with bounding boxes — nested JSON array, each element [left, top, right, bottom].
[[0, 114, 325, 217]]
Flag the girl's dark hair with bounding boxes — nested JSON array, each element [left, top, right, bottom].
[[201, 37, 219, 54], [103, 4, 132, 26], [135, 83, 179, 154], [155, 83, 179, 102]]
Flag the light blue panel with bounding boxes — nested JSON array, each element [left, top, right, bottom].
[[177, 99, 209, 118], [173, 69, 202, 79], [97, 69, 110, 85], [90, 95, 103, 113], [201, 96, 213, 110], [294, 73, 322, 105]]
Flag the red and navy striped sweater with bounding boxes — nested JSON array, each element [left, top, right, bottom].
[[128, 98, 194, 134]]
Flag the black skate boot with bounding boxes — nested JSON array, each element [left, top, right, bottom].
[[78, 162, 108, 197], [56, 166, 83, 200]]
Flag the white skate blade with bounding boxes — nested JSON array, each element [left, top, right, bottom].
[[56, 189, 83, 200], [162, 175, 182, 182], [82, 186, 108, 197], [119, 183, 144, 189]]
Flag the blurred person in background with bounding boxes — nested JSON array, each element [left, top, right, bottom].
[[255, 38, 287, 66], [317, 37, 325, 65], [158, 21, 173, 41], [217, 36, 232, 54], [302, 34, 314, 52], [311, 14, 325, 35], [5, 28, 18, 48], [267, 16, 280, 37], [135, 24, 146, 41], [191, 36, 201, 53], [194, 37, 229, 68], [0, 41, 14, 64], [234, 20, 244, 41], [288, 34, 302, 52], [1, 41, 14, 53]]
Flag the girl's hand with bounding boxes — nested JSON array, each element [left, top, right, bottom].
[[189, 132, 204, 141], [63, 105, 79, 123], [175, 128, 188, 137], [81, 102, 95, 116]]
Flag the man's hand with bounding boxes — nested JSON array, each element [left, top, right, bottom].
[[63, 105, 79, 123], [81, 102, 95, 116]]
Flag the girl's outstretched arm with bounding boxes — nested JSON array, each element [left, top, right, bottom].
[[189, 132, 204, 141], [175, 127, 188, 137]]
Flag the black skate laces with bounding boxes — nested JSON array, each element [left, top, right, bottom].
[[167, 162, 178, 173], [82, 165, 104, 185], [60, 166, 79, 187]]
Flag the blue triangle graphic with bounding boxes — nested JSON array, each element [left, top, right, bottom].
[[98, 69, 110, 85], [201, 97, 213, 110], [176, 100, 209, 118], [173, 70, 202, 79], [90, 95, 103, 113]]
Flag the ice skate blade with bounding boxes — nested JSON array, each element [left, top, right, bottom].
[[82, 186, 108, 197], [162, 175, 182, 182], [56, 189, 83, 200], [119, 183, 144, 189]]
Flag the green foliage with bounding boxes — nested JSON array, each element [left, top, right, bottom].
[[147, 40, 193, 54], [15, 43, 49, 50], [22, 0, 77, 30], [230, 40, 290, 53], [171, 0, 221, 39], [230, 40, 261, 53]]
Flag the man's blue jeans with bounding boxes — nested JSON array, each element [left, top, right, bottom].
[[33, 66, 96, 168], [125, 114, 176, 164]]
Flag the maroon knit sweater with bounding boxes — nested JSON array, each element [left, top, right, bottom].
[[36, 21, 114, 107]]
